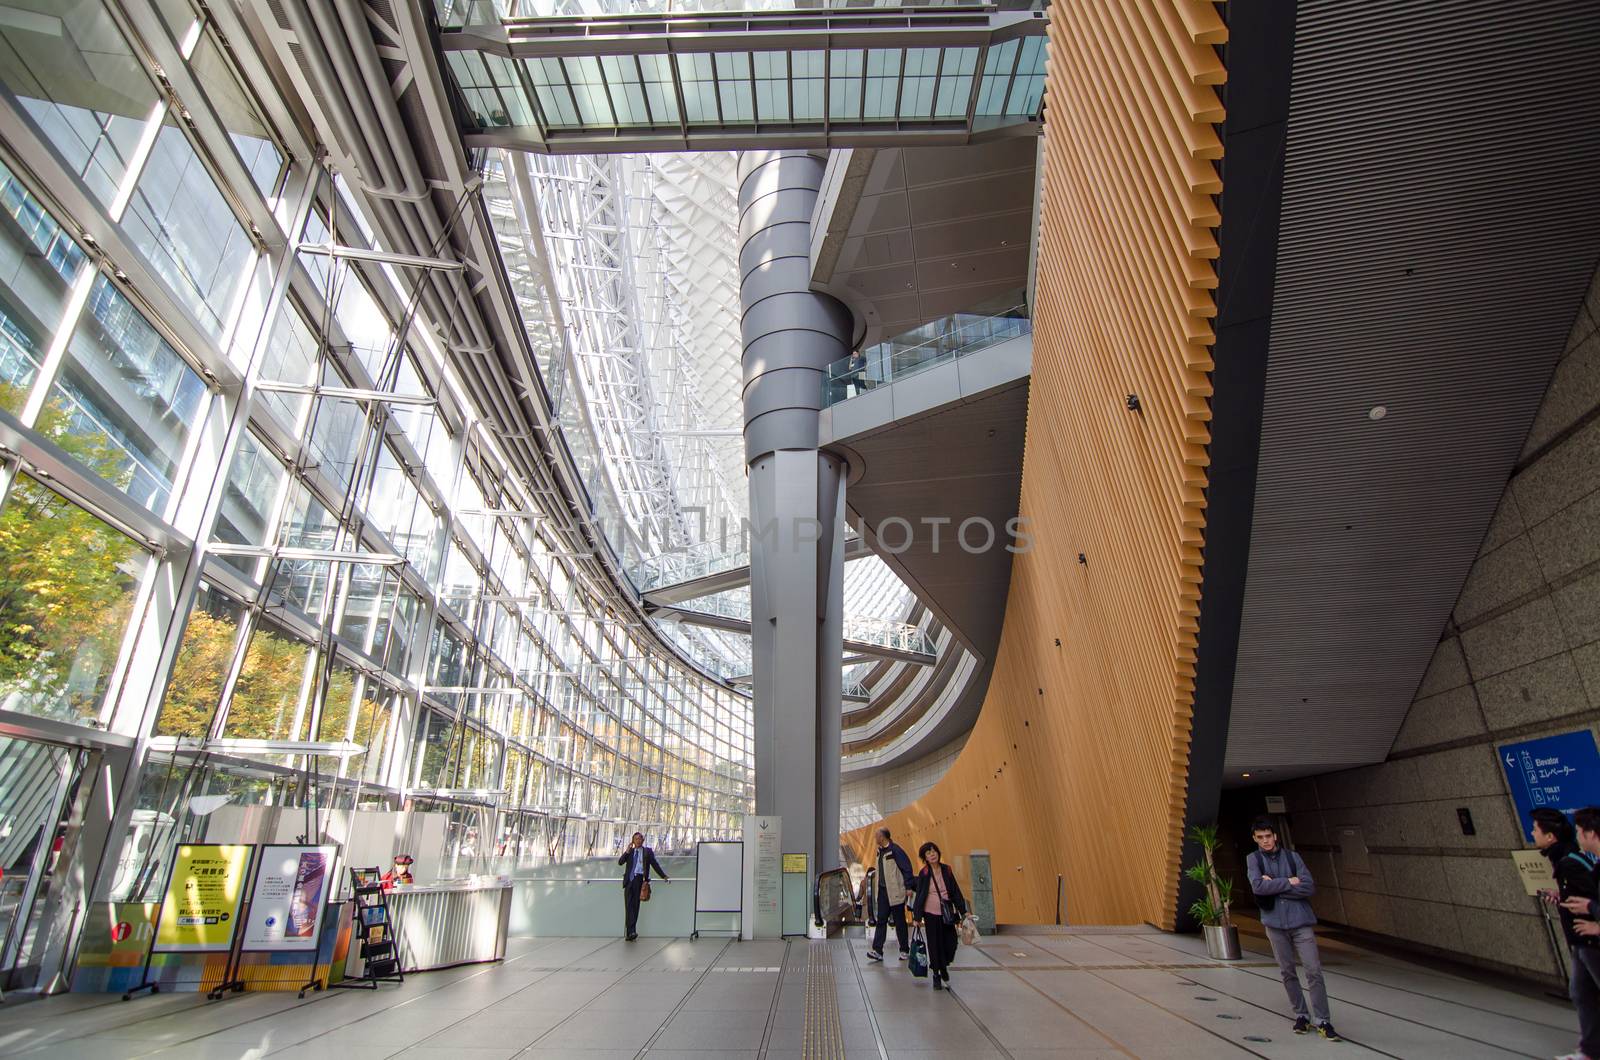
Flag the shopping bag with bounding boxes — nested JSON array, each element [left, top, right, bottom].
[[957, 913, 979, 947], [908, 925, 929, 978]]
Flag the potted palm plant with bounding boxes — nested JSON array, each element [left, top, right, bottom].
[[1185, 824, 1241, 960]]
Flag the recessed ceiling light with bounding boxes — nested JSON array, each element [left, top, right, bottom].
[[1241, 772, 1251, 778], [1369, 405, 1387, 421]]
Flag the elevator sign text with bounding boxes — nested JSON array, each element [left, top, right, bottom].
[[1500, 730, 1600, 843]]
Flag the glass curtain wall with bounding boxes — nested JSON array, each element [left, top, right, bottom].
[[0, 0, 752, 934]]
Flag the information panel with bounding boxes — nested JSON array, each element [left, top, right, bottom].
[[154, 844, 253, 952], [1499, 730, 1600, 841], [242, 844, 339, 951], [742, 816, 781, 939]]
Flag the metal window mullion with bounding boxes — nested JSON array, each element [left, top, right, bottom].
[[593, 57, 624, 131], [855, 51, 868, 123], [15, 265, 97, 430], [632, 54, 657, 128], [963, 44, 991, 129], [512, 58, 553, 143], [999, 37, 1026, 116], [106, 98, 170, 223], [929, 47, 950, 125], [822, 47, 831, 138], [891, 48, 908, 126]]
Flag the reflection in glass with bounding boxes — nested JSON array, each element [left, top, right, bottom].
[[317, 656, 359, 744], [46, 275, 208, 515], [415, 708, 455, 786], [0, 0, 158, 208], [214, 431, 285, 582], [188, 30, 286, 198], [351, 686, 393, 782], [256, 303, 319, 430], [270, 482, 339, 615], [0, 474, 145, 724], [222, 617, 311, 741], [123, 121, 254, 338], [0, 160, 89, 412], [155, 582, 242, 737]]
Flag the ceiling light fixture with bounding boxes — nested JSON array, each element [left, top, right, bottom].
[[1369, 405, 1387, 421]]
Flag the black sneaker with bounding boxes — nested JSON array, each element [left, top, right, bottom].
[[866, 949, 883, 962], [931, 977, 943, 990], [1293, 1017, 1311, 1035], [1317, 1022, 1342, 1042]]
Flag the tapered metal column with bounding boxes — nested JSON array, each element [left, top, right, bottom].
[[738, 151, 848, 881]]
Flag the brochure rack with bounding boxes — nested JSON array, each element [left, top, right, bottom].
[[332, 867, 403, 990]]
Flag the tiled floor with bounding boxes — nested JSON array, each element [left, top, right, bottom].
[[0, 926, 1576, 1058]]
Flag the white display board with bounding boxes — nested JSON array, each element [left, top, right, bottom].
[[695, 841, 744, 913], [241, 844, 339, 951]]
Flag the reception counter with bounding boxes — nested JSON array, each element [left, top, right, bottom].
[[362, 879, 512, 973]]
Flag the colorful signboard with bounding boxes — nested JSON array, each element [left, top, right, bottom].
[[243, 844, 339, 952], [154, 844, 252, 952]]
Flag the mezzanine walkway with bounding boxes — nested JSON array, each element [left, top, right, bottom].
[[0, 926, 1575, 1058]]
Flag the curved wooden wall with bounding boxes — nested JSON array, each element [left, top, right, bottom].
[[845, 0, 1224, 929]]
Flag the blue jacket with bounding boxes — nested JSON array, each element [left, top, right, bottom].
[[1247, 846, 1317, 930]]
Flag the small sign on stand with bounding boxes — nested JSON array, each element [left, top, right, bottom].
[[1514, 848, 1571, 990]]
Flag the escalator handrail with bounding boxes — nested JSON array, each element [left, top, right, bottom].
[[814, 865, 852, 928]]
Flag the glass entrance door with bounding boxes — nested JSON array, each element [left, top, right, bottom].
[[0, 734, 81, 990]]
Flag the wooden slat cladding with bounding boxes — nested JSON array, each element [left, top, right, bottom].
[[843, 1, 1222, 930]]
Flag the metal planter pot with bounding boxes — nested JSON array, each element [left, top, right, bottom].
[[1203, 923, 1242, 961]]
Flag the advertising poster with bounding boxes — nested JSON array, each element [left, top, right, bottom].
[[243, 844, 339, 951], [154, 844, 253, 952]]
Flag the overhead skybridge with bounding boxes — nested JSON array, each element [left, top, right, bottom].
[[436, 4, 1047, 153]]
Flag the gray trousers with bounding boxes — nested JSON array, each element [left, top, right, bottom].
[[1264, 924, 1330, 1023], [1570, 945, 1600, 1057]]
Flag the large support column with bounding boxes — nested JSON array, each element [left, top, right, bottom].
[[738, 151, 849, 879]]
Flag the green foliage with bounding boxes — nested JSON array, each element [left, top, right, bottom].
[[0, 387, 144, 721], [1185, 823, 1233, 928]]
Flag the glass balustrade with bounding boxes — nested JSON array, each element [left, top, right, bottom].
[[823, 292, 1031, 408]]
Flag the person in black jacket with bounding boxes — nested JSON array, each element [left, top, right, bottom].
[[618, 832, 668, 941], [1539, 807, 1600, 1060], [910, 841, 967, 990]]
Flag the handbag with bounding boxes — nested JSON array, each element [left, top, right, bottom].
[[907, 925, 929, 978], [934, 868, 957, 925], [640, 878, 652, 902], [957, 913, 979, 947]]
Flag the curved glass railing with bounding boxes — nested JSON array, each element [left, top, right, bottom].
[[629, 525, 864, 597], [673, 592, 936, 657], [823, 293, 1030, 408]]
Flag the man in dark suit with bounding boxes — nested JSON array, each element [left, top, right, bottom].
[[618, 832, 667, 940]]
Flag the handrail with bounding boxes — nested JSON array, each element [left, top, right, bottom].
[[823, 296, 1031, 409], [813, 865, 854, 931]]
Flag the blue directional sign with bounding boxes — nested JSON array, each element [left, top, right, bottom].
[[1499, 730, 1600, 842]]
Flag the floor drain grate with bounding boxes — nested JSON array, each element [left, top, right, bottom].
[[1245, 1035, 1272, 1042], [1216, 1013, 1241, 1020], [1194, 995, 1217, 1001]]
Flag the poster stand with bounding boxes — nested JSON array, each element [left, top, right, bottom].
[[123, 844, 255, 1002], [230, 843, 341, 999], [206, 862, 256, 1000], [331, 867, 403, 990], [690, 840, 743, 940]]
